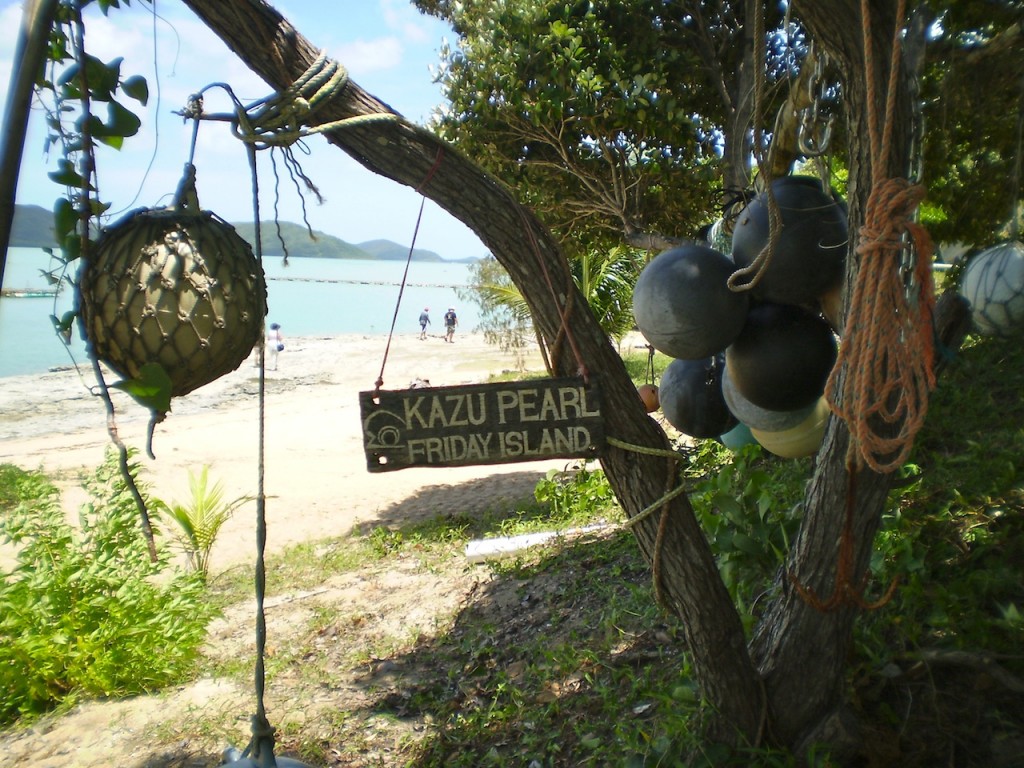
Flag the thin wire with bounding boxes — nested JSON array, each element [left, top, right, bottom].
[[244, 140, 277, 764], [1010, 77, 1024, 241], [372, 147, 444, 389], [375, 196, 426, 390]]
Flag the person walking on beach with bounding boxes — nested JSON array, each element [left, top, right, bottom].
[[266, 322, 284, 370], [419, 307, 431, 339], [443, 307, 458, 343]]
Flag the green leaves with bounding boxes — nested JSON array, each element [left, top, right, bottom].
[[49, 310, 77, 343], [686, 441, 808, 618], [430, 0, 713, 247], [53, 196, 77, 239], [120, 74, 149, 105], [156, 466, 254, 579], [58, 54, 123, 101], [90, 100, 143, 147], [0, 454, 215, 724], [534, 461, 618, 524], [47, 158, 90, 188], [570, 244, 644, 341], [37, 11, 150, 267], [112, 362, 173, 415], [62, 56, 144, 147]]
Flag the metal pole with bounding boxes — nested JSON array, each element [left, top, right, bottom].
[[0, 0, 60, 287]]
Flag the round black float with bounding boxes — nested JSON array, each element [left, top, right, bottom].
[[658, 354, 737, 439], [731, 175, 848, 306], [633, 244, 749, 360], [725, 302, 838, 412], [721, 364, 818, 431]]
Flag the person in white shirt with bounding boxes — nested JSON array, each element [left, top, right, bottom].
[[266, 322, 284, 370]]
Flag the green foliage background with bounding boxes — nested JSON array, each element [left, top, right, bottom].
[[0, 452, 216, 724]]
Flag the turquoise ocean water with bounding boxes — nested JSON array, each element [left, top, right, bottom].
[[0, 247, 478, 378]]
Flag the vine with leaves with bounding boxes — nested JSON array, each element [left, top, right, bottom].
[[35, 0, 158, 557]]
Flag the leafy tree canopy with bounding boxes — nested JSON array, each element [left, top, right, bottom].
[[420, 0, 1023, 253], [919, 0, 1024, 245], [421, 0, 775, 251]]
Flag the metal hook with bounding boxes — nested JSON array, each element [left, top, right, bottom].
[[797, 46, 834, 158], [798, 111, 834, 157]]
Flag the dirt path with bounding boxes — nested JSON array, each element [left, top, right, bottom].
[[0, 331, 596, 765]]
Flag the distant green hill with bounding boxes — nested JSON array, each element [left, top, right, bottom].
[[9, 204, 477, 261], [9, 204, 57, 247], [358, 238, 444, 262], [230, 221, 373, 260]]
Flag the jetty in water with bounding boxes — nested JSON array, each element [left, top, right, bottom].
[[268, 276, 462, 289], [0, 288, 58, 298]]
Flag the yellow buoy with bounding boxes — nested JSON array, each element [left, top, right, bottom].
[[750, 397, 831, 458]]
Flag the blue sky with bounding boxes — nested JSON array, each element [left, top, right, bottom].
[[1, 0, 487, 260]]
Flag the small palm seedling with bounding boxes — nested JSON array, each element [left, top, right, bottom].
[[157, 466, 253, 579]]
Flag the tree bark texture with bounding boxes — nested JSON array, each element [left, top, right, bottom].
[[749, 0, 925, 748], [178, 0, 764, 743], [176, 0, 968, 756]]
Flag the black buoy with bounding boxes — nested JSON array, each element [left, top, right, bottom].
[[725, 302, 838, 412], [658, 354, 737, 439], [721, 365, 818, 431], [731, 175, 848, 306], [632, 244, 749, 360]]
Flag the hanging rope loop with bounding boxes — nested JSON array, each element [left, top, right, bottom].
[[179, 52, 399, 153], [793, 0, 934, 613], [825, 0, 936, 474], [231, 53, 346, 148], [726, 0, 781, 296]]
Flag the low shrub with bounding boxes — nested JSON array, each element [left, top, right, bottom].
[[0, 450, 216, 724]]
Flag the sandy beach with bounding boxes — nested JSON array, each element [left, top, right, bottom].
[[0, 330, 577, 571]]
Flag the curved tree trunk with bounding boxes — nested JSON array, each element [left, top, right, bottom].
[[178, 0, 970, 758], [179, 0, 764, 743]]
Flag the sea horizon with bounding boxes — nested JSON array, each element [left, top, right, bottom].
[[0, 248, 480, 378]]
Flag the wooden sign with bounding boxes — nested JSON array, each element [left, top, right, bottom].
[[360, 377, 605, 472]]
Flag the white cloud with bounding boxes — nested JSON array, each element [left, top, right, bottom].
[[334, 36, 404, 76], [2, 0, 484, 260], [380, 0, 431, 43]]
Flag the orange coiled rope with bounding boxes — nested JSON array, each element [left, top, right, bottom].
[[825, 0, 936, 473]]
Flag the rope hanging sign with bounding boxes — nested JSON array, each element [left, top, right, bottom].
[[360, 377, 605, 472], [358, 112, 605, 473]]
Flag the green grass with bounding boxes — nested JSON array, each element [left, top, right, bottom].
[[3, 332, 1022, 767]]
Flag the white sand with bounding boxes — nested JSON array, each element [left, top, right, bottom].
[[0, 331, 577, 572]]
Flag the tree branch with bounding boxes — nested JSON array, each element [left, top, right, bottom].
[[180, 0, 765, 742]]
